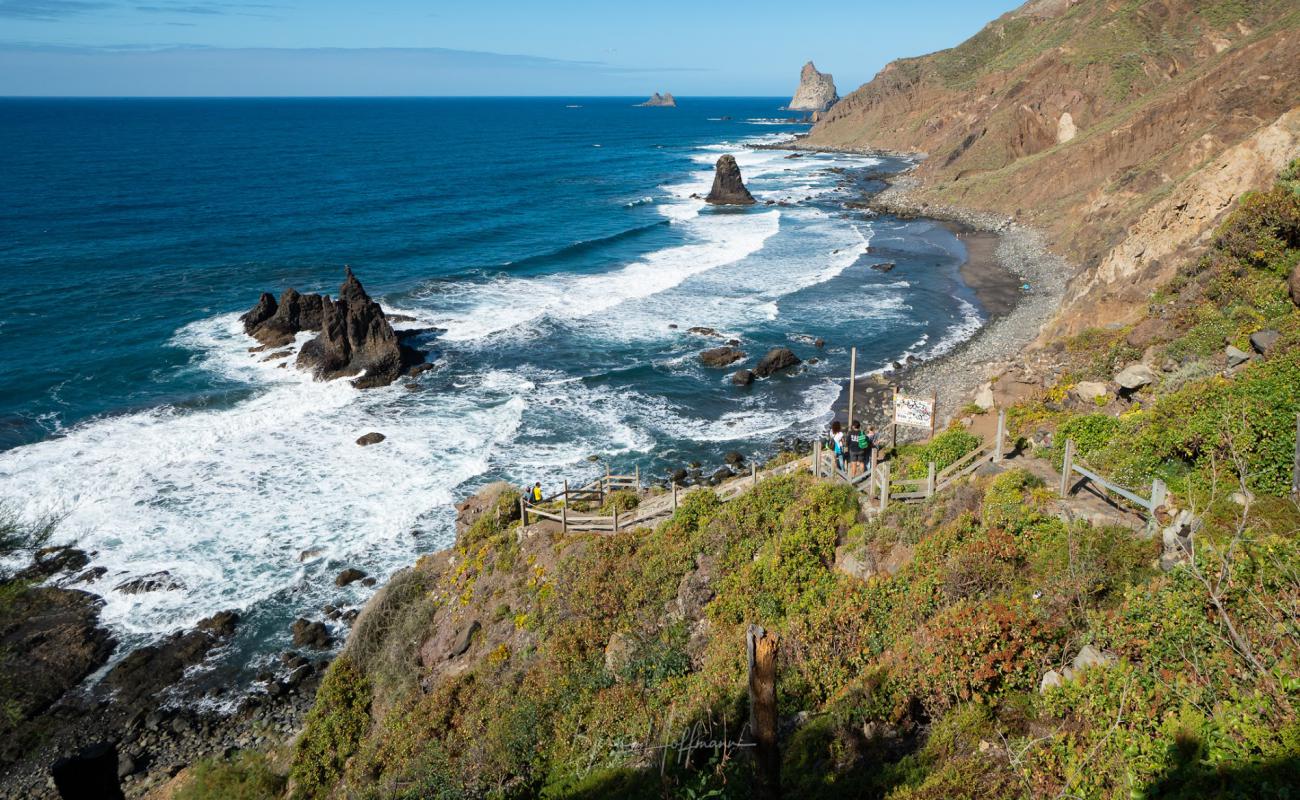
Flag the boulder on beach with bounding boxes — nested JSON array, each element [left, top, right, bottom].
[[754, 347, 801, 378], [356, 432, 386, 446], [699, 346, 745, 367], [705, 155, 756, 206]]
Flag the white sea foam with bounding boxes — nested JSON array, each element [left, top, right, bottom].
[[425, 209, 782, 342]]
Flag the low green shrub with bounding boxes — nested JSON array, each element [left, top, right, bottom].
[[176, 751, 286, 800], [290, 656, 372, 800]]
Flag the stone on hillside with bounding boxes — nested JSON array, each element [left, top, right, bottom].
[[1114, 363, 1156, 391], [1249, 329, 1280, 355], [1039, 669, 1064, 693], [1224, 345, 1252, 368], [1124, 317, 1171, 349], [732, 369, 755, 387], [710, 466, 734, 485], [604, 631, 636, 677], [699, 346, 745, 367], [1072, 644, 1116, 672], [754, 347, 801, 378], [704, 155, 756, 205], [973, 382, 995, 410], [724, 451, 745, 466], [787, 61, 839, 113], [335, 568, 367, 587], [356, 432, 386, 446], [1072, 381, 1109, 403]]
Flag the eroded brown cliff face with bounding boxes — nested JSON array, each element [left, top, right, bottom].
[[806, 0, 1300, 337]]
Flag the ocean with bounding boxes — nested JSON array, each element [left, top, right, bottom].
[[0, 97, 985, 690]]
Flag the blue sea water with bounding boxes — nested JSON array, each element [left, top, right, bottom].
[[0, 98, 983, 683]]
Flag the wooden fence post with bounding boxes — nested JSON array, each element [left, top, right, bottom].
[[994, 410, 1006, 463], [1059, 439, 1074, 498], [847, 346, 857, 432], [813, 440, 822, 478], [1151, 478, 1167, 514], [747, 625, 780, 800], [880, 462, 891, 512], [891, 387, 899, 450], [671, 482, 678, 512], [926, 462, 936, 498], [561, 502, 568, 534], [751, 463, 758, 487], [562, 479, 568, 508], [613, 506, 620, 534], [519, 496, 528, 527]]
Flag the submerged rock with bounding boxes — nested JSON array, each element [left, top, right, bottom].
[[705, 155, 756, 206], [731, 369, 755, 386], [356, 432, 386, 446], [699, 346, 745, 367], [114, 571, 184, 595], [754, 347, 801, 377]]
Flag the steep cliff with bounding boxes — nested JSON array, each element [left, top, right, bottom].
[[806, 0, 1300, 336]]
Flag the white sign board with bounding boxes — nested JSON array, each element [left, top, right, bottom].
[[894, 393, 935, 431]]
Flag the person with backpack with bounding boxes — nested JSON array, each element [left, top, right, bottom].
[[527, 481, 543, 505], [863, 425, 878, 475], [828, 420, 845, 473], [849, 420, 869, 477]]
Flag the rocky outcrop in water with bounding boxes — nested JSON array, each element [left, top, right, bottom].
[[787, 61, 838, 112], [240, 268, 425, 389], [637, 92, 677, 107], [754, 347, 801, 377], [705, 155, 756, 206]]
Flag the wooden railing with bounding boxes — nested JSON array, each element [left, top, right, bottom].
[[814, 411, 1007, 511], [1058, 438, 1167, 519]]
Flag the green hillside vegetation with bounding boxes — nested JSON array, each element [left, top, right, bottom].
[[188, 163, 1300, 799]]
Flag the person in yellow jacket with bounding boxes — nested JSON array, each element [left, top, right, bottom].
[[530, 482, 543, 504]]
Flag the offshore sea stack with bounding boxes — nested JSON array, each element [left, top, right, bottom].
[[787, 61, 838, 113], [637, 92, 677, 107], [240, 268, 421, 389], [705, 155, 756, 205]]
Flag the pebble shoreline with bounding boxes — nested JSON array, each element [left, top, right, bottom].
[[844, 172, 1075, 431]]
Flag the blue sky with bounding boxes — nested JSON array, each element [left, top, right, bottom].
[[0, 1, 1022, 96]]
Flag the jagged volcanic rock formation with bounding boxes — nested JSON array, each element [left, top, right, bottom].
[[240, 268, 423, 388], [788, 61, 839, 112], [637, 92, 677, 107], [705, 155, 756, 205]]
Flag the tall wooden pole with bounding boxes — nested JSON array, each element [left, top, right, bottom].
[[747, 625, 780, 800], [1059, 439, 1074, 498], [994, 410, 1006, 463], [847, 346, 857, 432], [671, 481, 678, 512], [929, 389, 938, 442], [891, 386, 899, 450]]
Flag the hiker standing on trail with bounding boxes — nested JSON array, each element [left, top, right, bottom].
[[829, 420, 846, 473], [530, 482, 543, 505], [848, 421, 866, 478]]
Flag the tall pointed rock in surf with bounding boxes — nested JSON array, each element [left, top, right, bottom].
[[704, 155, 756, 205]]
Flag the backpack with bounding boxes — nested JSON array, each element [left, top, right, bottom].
[[858, 431, 871, 450]]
